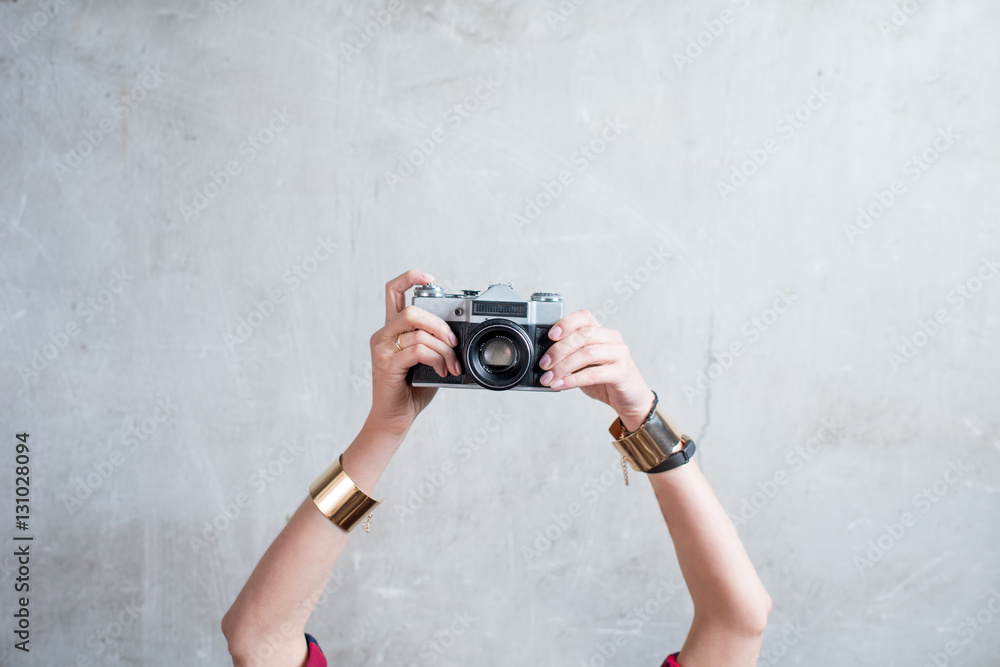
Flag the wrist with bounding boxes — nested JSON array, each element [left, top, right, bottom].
[[618, 387, 656, 433], [340, 419, 406, 496], [361, 411, 412, 444], [364, 411, 408, 438]]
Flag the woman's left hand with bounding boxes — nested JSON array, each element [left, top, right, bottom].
[[538, 309, 656, 431]]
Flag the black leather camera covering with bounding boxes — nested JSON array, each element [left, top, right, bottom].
[[406, 321, 554, 390]]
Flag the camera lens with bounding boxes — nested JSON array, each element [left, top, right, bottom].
[[480, 336, 517, 372], [465, 320, 532, 391]]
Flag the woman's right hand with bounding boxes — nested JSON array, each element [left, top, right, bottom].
[[365, 269, 463, 438]]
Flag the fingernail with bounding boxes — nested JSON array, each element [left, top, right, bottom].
[[539, 354, 551, 370], [539, 371, 553, 385], [455, 361, 462, 375], [549, 326, 562, 340], [550, 378, 564, 389], [448, 332, 458, 347], [422, 272, 435, 283]]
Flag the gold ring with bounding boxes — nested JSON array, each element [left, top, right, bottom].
[[394, 333, 403, 351]]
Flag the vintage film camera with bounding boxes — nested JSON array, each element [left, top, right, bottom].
[[406, 282, 564, 391]]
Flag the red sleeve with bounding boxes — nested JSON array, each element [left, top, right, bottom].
[[304, 633, 327, 667], [661, 653, 682, 667]]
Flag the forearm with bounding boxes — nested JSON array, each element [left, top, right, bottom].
[[616, 394, 770, 638], [222, 419, 404, 666], [648, 461, 771, 636]]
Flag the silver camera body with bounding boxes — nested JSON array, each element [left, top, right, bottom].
[[407, 282, 564, 391]]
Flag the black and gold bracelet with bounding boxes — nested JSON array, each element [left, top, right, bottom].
[[609, 391, 695, 484]]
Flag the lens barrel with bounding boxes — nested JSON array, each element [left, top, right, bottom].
[[464, 319, 533, 390]]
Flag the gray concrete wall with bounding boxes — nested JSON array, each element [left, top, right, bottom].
[[1, 0, 999, 664]]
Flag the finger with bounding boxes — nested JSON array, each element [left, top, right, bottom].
[[545, 361, 620, 391], [547, 309, 601, 342], [385, 269, 436, 324], [394, 343, 449, 379], [540, 343, 627, 388], [396, 329, 462, 375], [391, 306, 459, 350], [539, 325, 621, 371]]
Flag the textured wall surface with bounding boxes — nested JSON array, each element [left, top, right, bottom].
[[1, 1, 999, 665]]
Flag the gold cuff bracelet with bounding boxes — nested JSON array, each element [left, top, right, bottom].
[[309, 455, 380, 533], [609, 403, 688, 473]]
